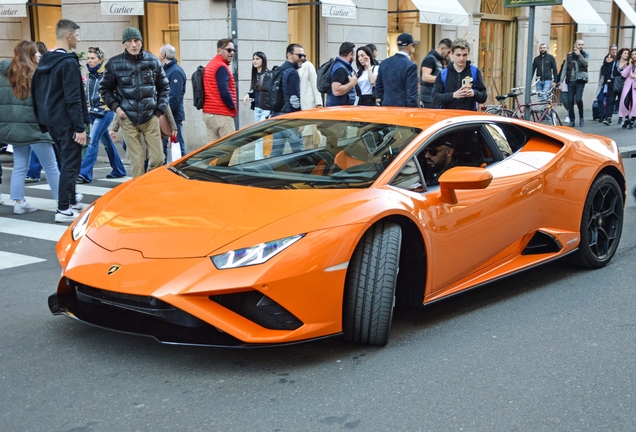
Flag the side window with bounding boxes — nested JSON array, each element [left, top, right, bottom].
[[389, 158, 424, 192], [484, 124, 513, 158]]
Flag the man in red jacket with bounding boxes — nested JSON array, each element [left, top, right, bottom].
[[202, 38, 237, 143]]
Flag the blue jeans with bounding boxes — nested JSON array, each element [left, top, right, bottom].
[[79, 111, 126, 181], [271, 128, 303, 157], [597, 90, 607, 119], [253, 107, 270, 159], [536, 80, 552, 102], [162, 122, 186, 164], [10, 143, 60, 201]]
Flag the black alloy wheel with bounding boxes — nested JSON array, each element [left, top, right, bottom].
[[570, 174, 623, 268]]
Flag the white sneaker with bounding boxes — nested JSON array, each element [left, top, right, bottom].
[[0, 193, 3, 204], [564, 116, 570, 124], [71, 202, 88, 211], [55, 208, 78, 223], [14, 200, 37, 215], [75, 193, 83, 204]]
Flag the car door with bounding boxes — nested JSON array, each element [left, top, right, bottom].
[[391, 122, 547, 293]]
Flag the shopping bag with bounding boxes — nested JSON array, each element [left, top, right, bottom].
[[167, 136, 182, 163]]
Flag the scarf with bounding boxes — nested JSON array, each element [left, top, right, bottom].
[[87, 63, 101, 75]]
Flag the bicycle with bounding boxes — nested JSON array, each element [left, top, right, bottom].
[[485, 87, 561, 126]]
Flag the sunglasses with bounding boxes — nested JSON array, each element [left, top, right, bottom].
[[424, 146, 450, 156], [293, 53, 306, 58], [223, 48, 235, 53]]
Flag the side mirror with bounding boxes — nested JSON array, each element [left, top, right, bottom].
[[438, 167, 493, 204]]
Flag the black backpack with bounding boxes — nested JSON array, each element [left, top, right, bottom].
[[316, 58, 336, 94], [258, 66, 285, 112], [191, 65, 205, 110]]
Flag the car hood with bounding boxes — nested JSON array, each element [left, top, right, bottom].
[[86, 169, 354, 258]]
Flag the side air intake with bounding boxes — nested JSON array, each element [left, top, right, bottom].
[[522, 231, 563, 255]]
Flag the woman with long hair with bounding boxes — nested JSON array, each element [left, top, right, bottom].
[[619, 48, 636, 129], [242, 51, 269, 159], [355, 46, 378, 106], [0, 40, 59, 214], [609, 48, 630, 125], [76, 46, 126, 183]]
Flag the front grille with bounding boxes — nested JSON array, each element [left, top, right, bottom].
[[68, 279, 206, 328], [209, 291, 303, 330]]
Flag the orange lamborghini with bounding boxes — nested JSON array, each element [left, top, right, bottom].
[[49, 108, 626, 346]]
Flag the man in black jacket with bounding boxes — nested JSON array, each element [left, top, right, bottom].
[[532, 43, 558, 101], [420, 38, 452, 108], [32, 19, 89, 223], [270, 43, 303, 157], [431, 38, 487, 111], [564, 39, 589, 127], [100, 27, 170, 177], [160, 43, 186, 159]]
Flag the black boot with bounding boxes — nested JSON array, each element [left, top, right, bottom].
[[622, 119, 630, 129]]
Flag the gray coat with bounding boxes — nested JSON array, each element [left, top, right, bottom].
[[0, 59, 53, 146]]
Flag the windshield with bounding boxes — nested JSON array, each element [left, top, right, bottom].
[[174, 119, 422, 189]]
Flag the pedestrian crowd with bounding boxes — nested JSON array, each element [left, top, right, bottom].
[[0, 19, 186, 222], [2, 23, 635, 220]]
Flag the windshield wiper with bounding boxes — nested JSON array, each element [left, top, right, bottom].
[[168, 165, 189, 179]]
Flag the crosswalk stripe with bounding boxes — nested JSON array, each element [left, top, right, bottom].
[[0, 251, 46, 271], [1, 196, 57, 212], [27, 183, 121, 196], [0, 217, 68, 241]]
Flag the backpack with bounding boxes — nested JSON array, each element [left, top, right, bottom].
[[258, 66, 285, 112], [440, 64, 478, 109], [191, 65, 205, 110], [316, 58, 336, 94]]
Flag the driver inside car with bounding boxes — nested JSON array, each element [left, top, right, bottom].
[[423, 139, 457, 187]]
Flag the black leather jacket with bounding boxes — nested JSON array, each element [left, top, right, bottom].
[[100, 49, 169, 125]]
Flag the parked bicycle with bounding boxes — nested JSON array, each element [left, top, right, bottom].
[[484, 87, 562, 126]]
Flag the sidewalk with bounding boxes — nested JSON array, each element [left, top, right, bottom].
[[553, 105, 636, 159]]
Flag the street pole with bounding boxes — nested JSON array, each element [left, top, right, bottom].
[[231, 0, 239, 130], [524, 6, 535, 121]]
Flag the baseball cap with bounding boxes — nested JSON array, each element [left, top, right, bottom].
[[397, 33, 418, 47]]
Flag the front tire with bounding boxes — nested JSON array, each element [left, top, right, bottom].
[[569, 174, 623, 268], [343, 221, 402, 345]]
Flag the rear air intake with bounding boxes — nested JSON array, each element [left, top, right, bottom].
[[522, 231, 563, 255]]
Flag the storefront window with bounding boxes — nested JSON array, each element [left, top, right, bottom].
[[387, 0, 433, 70], [141, 0, 180, 60], [550, 6, 575, 65], [288, 0, 319, 66], [29, 0, 62, 48]]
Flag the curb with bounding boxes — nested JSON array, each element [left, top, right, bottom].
[[620, 145, 636, 159]]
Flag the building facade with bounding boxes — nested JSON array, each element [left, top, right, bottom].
[[1, 0, 635, 150]]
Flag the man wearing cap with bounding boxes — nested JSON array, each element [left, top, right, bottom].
[[423, 139, 457, 187], [375, 33, 419, 107], [202, 38, 237, 142], [431, 38, 487, 111], [100, 27, 170, 177]]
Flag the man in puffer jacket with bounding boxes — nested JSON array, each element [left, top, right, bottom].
[[100, 27, 169, 177]]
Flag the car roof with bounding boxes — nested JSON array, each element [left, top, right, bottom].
[[277, 107, 477, 129]]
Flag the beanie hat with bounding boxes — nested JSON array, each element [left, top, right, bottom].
[[122, 27, 143, 44]]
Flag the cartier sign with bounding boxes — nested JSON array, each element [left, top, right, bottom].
[[0, 4, 26, 17], [322, 3, 356, 20], [101, 1, 144, 15]]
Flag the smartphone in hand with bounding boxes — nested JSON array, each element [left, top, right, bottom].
[[462, 76, 473, 88]]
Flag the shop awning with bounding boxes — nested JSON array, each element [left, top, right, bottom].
[[614, 0, 636, 27], [0, 0, 27, 18], [321, 0, 356, 20], [101, 0, 144, 16], [411, 0, 470, 27], [562, 0, 608, 34]]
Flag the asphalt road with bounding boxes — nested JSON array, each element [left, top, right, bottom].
[[1, 153, 635, 432]]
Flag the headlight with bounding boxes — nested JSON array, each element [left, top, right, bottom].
[[71, 205, 94, 241], [211, 234, 304, 269]]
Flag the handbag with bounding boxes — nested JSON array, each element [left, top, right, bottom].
[[89, 106, 106, 117], [614, 75, 625, 93], [575, 71, 588, 83], [159, 115, 172, 139], [167, 135, 182, 163]]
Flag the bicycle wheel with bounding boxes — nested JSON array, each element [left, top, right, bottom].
[[486, 108, 514, 117]]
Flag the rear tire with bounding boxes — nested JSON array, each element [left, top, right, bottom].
[[569, 174, 623, 268], [343, 221, 402, 345]]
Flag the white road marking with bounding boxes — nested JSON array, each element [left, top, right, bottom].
[[0, 251, 46, 271], [0, 217, 68, 241]]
